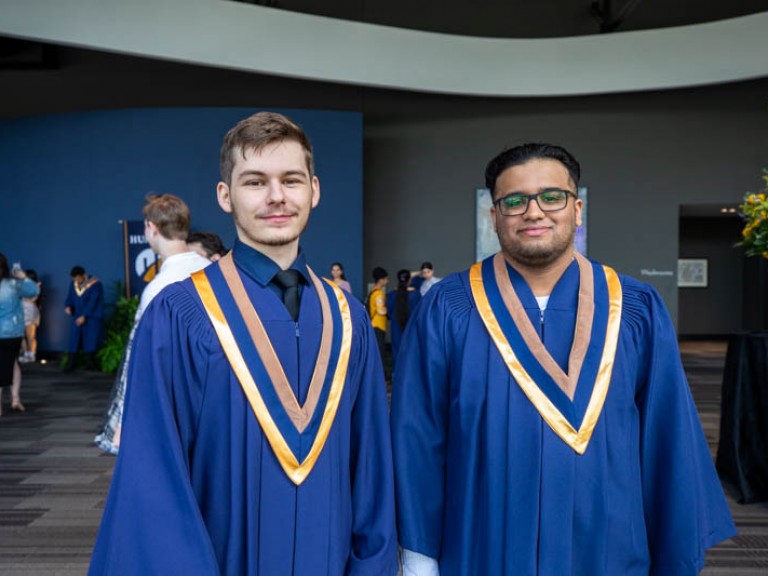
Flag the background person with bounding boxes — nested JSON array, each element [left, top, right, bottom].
[[392, 142, 735, 575], [385, 269, 420, 372], [367, 266, 389, 371], [187, 230, 228, 262], [95, 194, 211, 455], [330, 261, 352, 292], [0, 254, 39, 415], [19, 269, 41, 364], [418, 261, 442, 296], [63, 266, 104, 372]]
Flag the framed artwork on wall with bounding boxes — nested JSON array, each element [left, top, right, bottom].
[[475, 188, 499, 262], [574, 187, 588, 256], [678, 258, 708, 288]]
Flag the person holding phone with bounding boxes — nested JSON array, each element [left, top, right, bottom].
[[0, 253, 39, 415]]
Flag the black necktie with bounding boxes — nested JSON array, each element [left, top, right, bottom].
[[273, 269, 301, 321]]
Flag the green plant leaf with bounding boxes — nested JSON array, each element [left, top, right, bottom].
[[96, 282, 139, 373]]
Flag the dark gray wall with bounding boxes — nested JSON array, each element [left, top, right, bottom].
[[363, 84, 768, 326], [2, 47, 767, 330]]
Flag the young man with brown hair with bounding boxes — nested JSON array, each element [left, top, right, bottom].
[[90, 112, 398, 575]]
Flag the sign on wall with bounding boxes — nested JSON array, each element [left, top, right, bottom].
[[122, 220, 158, 298], [678, 258, 708, 288]]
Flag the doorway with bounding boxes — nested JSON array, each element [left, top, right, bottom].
[[678, 204, 744, 337]]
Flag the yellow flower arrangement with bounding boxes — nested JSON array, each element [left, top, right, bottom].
[[738, 169, 768, 259]]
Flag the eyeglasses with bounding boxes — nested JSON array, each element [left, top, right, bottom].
[[493, 189, 577, 216]]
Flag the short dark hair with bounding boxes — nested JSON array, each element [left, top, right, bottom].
[[219, 111, 314, 186], [484, 143, 580, 198], [70, 266, 85, 277], [394, 269, 413, 328], [420, 261, 433, 271], [187, 231, 228, 258], [372, 266, 388, 281]]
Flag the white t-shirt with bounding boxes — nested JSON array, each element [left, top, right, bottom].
[[136, 251, 211, 319]]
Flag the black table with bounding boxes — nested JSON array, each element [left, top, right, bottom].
[[716, 331, 768, 503]]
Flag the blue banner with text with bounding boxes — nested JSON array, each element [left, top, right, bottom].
[[123, 220, 158, 299]]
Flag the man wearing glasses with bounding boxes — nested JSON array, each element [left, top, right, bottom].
[[391, 143, 735, 575]]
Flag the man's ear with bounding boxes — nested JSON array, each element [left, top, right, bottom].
[[145, 221, 158, 238], [574, 197, 584, 227], [217, 182, 233, 214], [311, 176, 320, 209]]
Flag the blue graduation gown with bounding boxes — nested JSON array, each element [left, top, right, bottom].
[[89, 261, 398, 576], [64, 278, 104, 352], [391, 257, 735, 576]]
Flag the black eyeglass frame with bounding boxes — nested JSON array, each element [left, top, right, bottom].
[[493, 189, 578, 216]]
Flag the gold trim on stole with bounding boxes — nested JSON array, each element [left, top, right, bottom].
[[469, 257, 622, 454], [73, 276, 99, 297], [219, 256, 333, 433], [191, 265, 352, 485], [493, 252, 595, 400]]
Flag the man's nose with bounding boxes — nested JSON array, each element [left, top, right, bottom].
[[265, 182, 286, 202], [523, 197, 546, 218]]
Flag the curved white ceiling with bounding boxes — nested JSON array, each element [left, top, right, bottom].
[[2, 0, 767, 96]]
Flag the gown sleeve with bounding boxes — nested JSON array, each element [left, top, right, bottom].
[[346, 302, 400, 576], [82, 282, 103, 318], [627, 282, 736, 576], [390, 278, 469, 560], [64, 283, 74, 310], [88, 285, 221, 575]]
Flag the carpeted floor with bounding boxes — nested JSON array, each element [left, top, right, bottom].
[[0, 341, 766, 575]]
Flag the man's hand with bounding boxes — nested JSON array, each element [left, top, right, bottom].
[[64, 307, 72, 316], [75, 316, 86, 326]]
